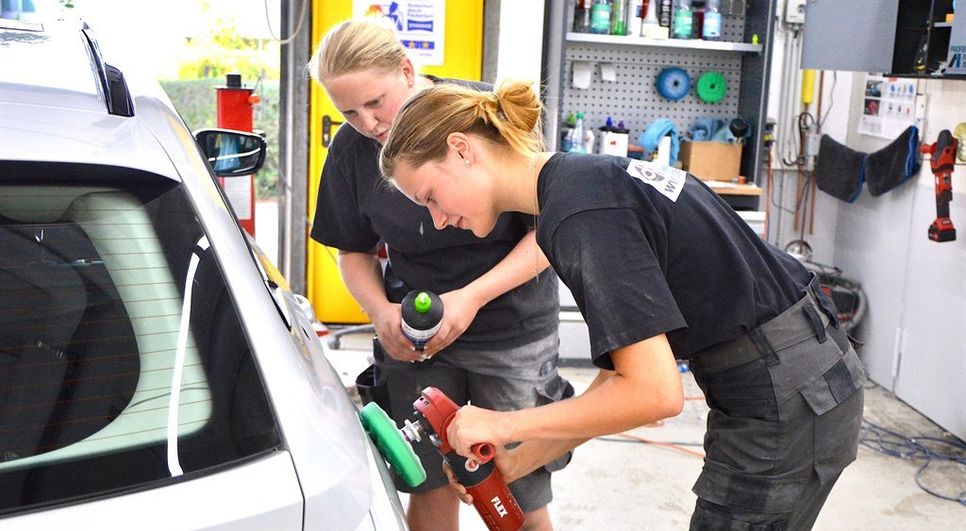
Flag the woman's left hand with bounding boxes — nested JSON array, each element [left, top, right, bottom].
[[419, 288, 482, 359]]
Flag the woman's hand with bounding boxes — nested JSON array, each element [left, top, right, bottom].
[[443, 444, 521, 505], [370, 302, 424, 362], [419, 288, 483, 359], [446, 405, 513, 458]]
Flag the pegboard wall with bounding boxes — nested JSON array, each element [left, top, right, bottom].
[[559, 16, 750, 146]]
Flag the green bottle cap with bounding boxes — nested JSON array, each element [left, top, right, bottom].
[[414, 292, 432, 313]]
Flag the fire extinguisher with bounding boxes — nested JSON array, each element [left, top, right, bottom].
[[216, 73, 261, 237]]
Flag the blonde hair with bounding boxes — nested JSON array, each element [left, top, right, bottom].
[[307, 18, 407, 82], [380, 80, 544, 178]]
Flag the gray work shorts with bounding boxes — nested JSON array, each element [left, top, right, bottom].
[[688, 276, 866, 530], [377, 330, 573, 513]]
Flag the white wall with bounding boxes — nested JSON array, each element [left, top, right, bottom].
[[767, 14, 966, 438], [495, 0, 546, 82], [765, 21, 854, 265], [835, 78, 965, 439]]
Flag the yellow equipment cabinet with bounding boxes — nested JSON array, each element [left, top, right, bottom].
[[307, 0, 484, 323]]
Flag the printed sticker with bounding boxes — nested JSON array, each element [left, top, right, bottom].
[[625, 160, 686, 202]]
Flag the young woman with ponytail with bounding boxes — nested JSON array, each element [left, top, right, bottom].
[[380, 80, 866, 531]]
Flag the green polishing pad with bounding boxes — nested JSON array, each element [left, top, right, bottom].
[[359, 402, 426, 487], [696, 71, 728, 104]]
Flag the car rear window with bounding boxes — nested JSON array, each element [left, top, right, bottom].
[[0, 162, 281, 515]]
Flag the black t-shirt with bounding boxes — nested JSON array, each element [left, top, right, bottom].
[[536, 153, 811, 368], [310, 78, 558, 349]]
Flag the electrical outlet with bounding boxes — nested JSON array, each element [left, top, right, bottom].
[[784, 0, 806, 25]]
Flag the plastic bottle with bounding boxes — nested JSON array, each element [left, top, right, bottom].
[[702, 0, 721, 40], [573, 0, 592, 33], [560, 112, 576, 151], [671, 0, 693, 39], [569, 112, 587, 153], [598, 116, 615, 153], [583, 126, 596, 154], [658, 0, 673, 29], [610, 0, 630, 36], [601, 118, 631, 156], [691, 0, 705, 39], [628, 0, 644, 37], [590, 0, 612, 34], [642, 0, 661, 37], [400, 290, 443, 350]]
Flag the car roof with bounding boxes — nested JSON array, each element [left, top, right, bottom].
[[0, 19, 182, 180]]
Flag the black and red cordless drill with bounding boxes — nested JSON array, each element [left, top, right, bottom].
[[921, 130, 957, 242], [401, 387, 525, 531]]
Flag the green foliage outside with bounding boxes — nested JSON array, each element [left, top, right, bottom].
[[162, 78, 281, 199], [176, 18, 281, 81], [158, 13, 282, 200]]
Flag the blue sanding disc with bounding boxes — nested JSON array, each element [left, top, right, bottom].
[[656, 67, 691, 101]]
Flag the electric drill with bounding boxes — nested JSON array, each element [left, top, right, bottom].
[[401, 387, 525, 531], [921, 130, 958, 242]]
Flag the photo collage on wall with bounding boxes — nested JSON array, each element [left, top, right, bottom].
[[858, 75, 918, 139]]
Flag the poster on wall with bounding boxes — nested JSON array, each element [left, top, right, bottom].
[[353, 1, 446, 66], [857, 75, 919, 139], [939, 6, 966, 75]]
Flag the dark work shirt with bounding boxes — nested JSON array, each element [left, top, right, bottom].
[[310, 78, 558, 349], [536, 153, 811, 369]]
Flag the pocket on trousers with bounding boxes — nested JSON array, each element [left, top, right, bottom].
[[798, 349, 865, 416], [537, 376, 575, 473], [697, 358, 779, 422], [694, 462, 806, 514], [798, 349, 865, 482]]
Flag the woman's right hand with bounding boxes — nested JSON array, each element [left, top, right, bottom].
[[371, 302, 422, 362]]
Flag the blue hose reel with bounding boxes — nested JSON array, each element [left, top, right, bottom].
[[656, 67, 692, 101]]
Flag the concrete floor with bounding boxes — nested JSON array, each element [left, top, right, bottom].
[[325, 331, 965, 530]]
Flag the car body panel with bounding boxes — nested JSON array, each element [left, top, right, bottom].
[[0, 21, 406, 530], [1, 452, 304, 531], [133, 89, 382, 531]]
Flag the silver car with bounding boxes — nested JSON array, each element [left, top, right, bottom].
[[0, 19, 407, 530]]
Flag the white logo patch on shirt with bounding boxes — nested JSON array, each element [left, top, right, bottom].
[[625, 160, 686, 202]]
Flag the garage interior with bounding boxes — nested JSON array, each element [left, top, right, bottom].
[[279, 2, 964, 529]]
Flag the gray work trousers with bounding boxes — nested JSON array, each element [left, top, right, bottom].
[[688, 276, 866, 530]]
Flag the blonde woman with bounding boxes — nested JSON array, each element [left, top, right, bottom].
[[379, 81, 866, 530], [307, 20, 569, 531]]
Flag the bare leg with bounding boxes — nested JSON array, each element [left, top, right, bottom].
[[407, 486, 460, 531], [522, 506, 553, 531]]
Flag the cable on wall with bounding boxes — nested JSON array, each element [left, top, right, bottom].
[[263, 0, 308, 45]]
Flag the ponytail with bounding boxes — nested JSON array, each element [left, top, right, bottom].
[[380, 80, 544, 178]]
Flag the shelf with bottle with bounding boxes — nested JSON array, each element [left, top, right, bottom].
[[565, 31, 762, 53]]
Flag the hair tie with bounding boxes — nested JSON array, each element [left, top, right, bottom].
[[476, 99, 491, 124]]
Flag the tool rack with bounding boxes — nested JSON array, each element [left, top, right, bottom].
[[541, 0, 778, 209]]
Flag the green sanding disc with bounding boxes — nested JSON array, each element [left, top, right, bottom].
[[359, 402, 427, 487], [696, 71, 728, 104]]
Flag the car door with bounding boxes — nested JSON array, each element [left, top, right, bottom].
[[0, 163, 304, 530]]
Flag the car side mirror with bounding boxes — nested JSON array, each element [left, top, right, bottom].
[[194, 128, 267, 177]]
